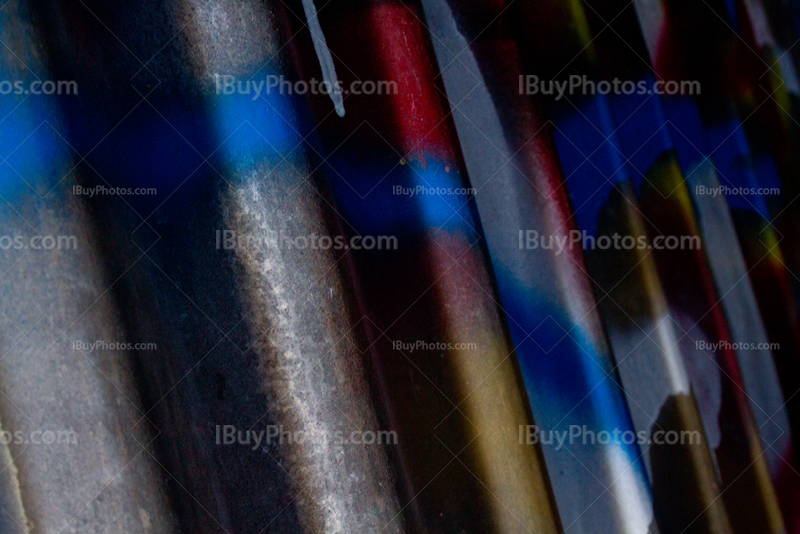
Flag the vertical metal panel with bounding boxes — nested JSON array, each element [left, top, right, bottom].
[[581, 0, 786, 530], [25, 0, 404, 532], [633, 0, 800, 530], [517, 0, 785, 531], [0, 0, 796, 532], [277, 1, 564, 532], [634, 0, 800, 529], [0, 2, 177, 533], [420, 1, 657, 533]]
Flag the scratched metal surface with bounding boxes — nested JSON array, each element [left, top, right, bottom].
[[5, 0, 403, 532]]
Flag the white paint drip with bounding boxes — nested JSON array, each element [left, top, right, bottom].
[[302, 0, 345, 117]]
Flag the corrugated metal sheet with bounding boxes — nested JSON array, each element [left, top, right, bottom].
[[0, 0, 798, 532]]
